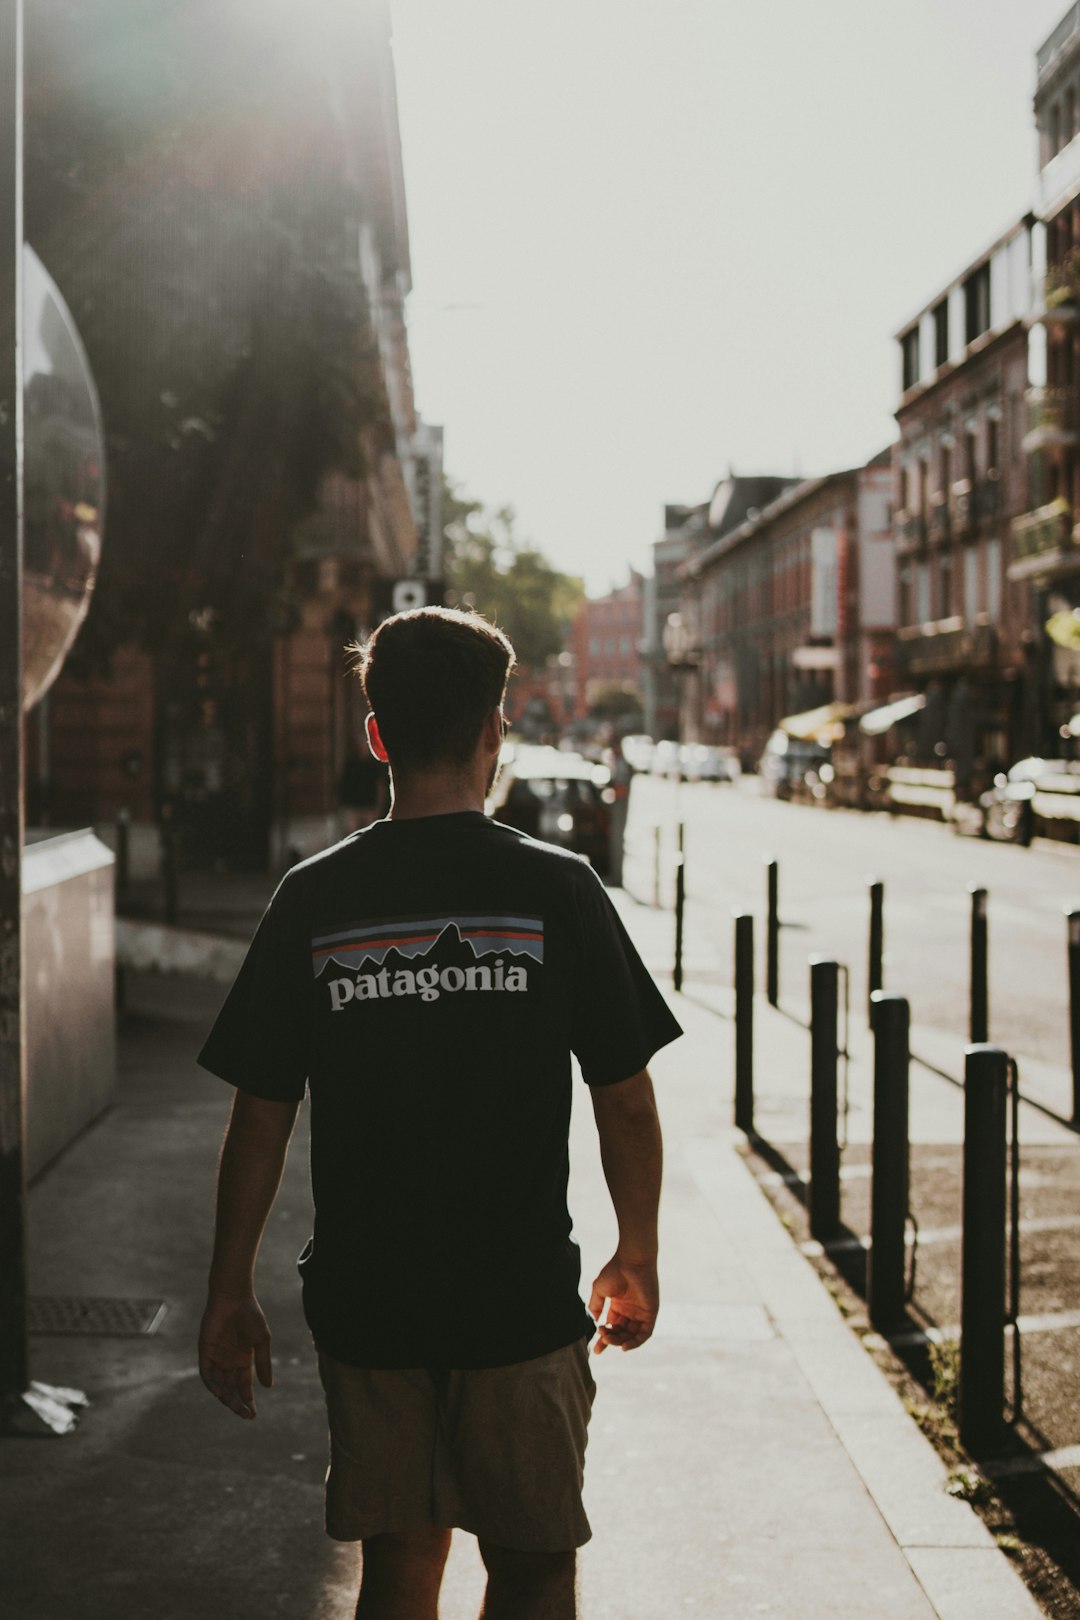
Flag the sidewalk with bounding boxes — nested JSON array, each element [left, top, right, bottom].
[[0, 881, 1043, 1618]]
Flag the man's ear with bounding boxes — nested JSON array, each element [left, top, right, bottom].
[[365, 713, 389, 763]]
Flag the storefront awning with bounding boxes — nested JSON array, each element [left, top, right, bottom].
[[859, 692, 927, 736], [779, 701, 854, 746]]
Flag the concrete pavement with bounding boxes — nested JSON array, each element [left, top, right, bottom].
[[0, 879, 1045, 1618]]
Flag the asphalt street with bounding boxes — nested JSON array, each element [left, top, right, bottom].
[[624, 774, 1080, 1077]]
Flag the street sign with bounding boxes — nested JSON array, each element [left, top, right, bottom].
[[392, 579, 426, 614]]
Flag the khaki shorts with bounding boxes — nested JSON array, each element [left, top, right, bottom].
[[317, 1338, 596, 1552]]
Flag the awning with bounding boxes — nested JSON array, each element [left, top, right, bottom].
[[859, 693, 927, 736], [779, 701, 854, 746]]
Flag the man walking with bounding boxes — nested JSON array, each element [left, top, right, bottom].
[[197, 607, 679, 1620]]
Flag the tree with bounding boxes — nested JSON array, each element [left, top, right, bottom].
[[442, 480, 583, 669], [24, 1, 391, 671]]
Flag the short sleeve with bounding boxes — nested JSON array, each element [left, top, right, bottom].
[[197, 875, 311, 1102], [569, 867, 682, 1086]]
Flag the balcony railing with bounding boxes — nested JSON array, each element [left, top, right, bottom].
[[928, 500, 950, 545], [894, 511, 926, 553], [1024, 386, 1080, 454], [896, 618, 997, 677], [1011, 497, 1072, 566], [974, 477, 1003, 520], [1045, 251, 1080, 309]]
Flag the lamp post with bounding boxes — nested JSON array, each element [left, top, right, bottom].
[[0, 0, 27, 1426]]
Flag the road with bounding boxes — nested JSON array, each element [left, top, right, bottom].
[[623, 774, 1080, 1076]]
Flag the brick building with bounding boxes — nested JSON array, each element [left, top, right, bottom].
[[1012, 5, 1080, 753], [893, 215, 1036, 777], [678, 457, 894, 761], [641, 477, 797, 741], [569, 572, 646, 722]]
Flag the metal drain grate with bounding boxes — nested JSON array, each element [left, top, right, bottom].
[[29, 1297, 168, 1336]]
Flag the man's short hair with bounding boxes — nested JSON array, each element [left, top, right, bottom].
[[355, 607, 516, 772]]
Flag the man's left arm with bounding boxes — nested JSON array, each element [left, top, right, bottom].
[[198, 1089, 300, 1420], [587, 1067, 663, 1354]]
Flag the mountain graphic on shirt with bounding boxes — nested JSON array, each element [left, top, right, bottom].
[[310, 914, 544, 978]]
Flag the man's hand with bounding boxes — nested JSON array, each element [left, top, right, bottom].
[[588, 1253, 658, 1354], [198, 1292, 274, 1420]]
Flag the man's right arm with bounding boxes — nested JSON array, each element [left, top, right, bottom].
[[198, 1088, 299, 1419], [587, 1067, 663, 1354]]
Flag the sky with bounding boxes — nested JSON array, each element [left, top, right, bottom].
[[390, 0, 1071, 595]]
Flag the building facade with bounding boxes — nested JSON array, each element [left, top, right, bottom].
[[677, 459, 893, 761], [1011, 6, 1080, 754], [569, 572, 646, 722], [641, 477, 798, 743], [893, 218, 1037, 779]]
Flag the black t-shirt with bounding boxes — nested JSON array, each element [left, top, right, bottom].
[[198, 811, 682, 1370]]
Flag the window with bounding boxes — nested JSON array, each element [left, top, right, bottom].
[[940, 440, 952, 494], [589, 637, 600, 656], [963, 547, 979, 624], [986, 538, 1002, 619], [933, 300, 949, 368], [938, 552, 953, 619], [964, 264, 991, 345], [1068, 88, 1077, 144], [899, 564, 913, 627], [963, 427, 977, 483], [986, 416, 999, 477], [901, 328, 920, 392], [915, 560, 931, 623], [620, 636, 630, 656]]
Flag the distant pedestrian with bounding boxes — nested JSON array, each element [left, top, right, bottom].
[[197, 606, 680, 1620]]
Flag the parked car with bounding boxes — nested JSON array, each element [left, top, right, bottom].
[[679, 744, 741, 784], [651, 740, 682, 780], [620, 733, 655, 773], [978, 757, 1079, 845], [758, 729, 829, 799], [489, 746, 613, 874]]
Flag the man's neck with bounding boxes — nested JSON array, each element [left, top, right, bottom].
[[387, 769, 486, 821]]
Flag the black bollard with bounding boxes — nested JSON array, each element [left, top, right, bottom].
[[653, 824, 662, 910], [673, 840, 685, 993], [868, 992, 910, 1331], [809, 958, 841, 1242], [969, 885, 988, 1045], [161, 804, 178, 928], [115, 807, 130, 901], [868, 878, 884, 1019], [765, 857, 779, 1007], [959, 1045, 1008, 1453], [1067, 908, 1080, 1125], [734, 912, 754, 1133]]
